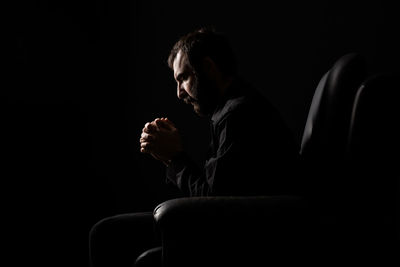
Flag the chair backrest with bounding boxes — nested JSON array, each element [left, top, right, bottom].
[[298, 53, 368, 214], [347, 71, 399, 163], [300, 53, 367, 161], [346, 71, 400, 246]]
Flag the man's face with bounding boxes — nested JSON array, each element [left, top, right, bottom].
[[173, 50, 217, 116]]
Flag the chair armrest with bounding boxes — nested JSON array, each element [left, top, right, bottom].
[[153, 195, 312, 267], [154, 195, 308, 225]]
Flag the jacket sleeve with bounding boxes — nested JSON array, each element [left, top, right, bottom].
[[166, 106, 298, 197], [166, 152, 211, 197], [165, 110, 254, 197]]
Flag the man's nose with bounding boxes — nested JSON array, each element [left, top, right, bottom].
[[177, 84, 185, 99]]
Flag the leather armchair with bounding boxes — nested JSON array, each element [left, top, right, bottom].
[[154, 195, 312, 267], [142, 53, 369, 267], [346, 71, 400, 264], [299, 53, 367, 214]]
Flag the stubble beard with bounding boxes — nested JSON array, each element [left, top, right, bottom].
[[188, 74, 218, 117]]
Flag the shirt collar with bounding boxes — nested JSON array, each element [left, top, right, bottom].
[[210, 77, 245, 124]]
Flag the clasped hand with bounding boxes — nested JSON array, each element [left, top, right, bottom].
[[140, 118, 183, 165]]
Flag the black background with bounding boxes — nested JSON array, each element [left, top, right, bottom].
[[6, 0, 400, 266]]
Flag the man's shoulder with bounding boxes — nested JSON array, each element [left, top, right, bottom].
[[211, 95, 247, 126], [212, 81, 275, 126]]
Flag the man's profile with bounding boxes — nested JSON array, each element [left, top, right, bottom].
[[89, 26, 300, 267], [140, 26, 299, 196]]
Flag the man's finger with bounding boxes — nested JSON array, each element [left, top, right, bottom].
[[164, 118, 175, 127], [140, 132, 155, 141], [141, 141, 151, 148], [144, 122, 158, 133], [155, 118, 175, 130], [140, 142, 153, 153]]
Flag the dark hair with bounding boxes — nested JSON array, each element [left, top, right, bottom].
[[167, 26, 237, 76]]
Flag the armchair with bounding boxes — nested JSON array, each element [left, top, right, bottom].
[[142, 53, 368, 267], [154, 195, 311, 267], [346, 71, 400, 264]]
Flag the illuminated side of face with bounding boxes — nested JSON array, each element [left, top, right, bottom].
[[173, 50, 201, 113], [173, 49, 220, 117]]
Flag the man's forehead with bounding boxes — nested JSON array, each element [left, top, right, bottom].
[[173, 51, 188, 78]]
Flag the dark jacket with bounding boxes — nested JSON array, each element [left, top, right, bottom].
[[166, 78, 300, 196]]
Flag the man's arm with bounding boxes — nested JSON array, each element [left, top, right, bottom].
[[140, 118, 210, 196], [165, 151, 210, 196], [164, 112, 253, 197]]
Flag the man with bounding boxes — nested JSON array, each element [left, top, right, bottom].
[[140, 27, 299, 197], [89, 27, 300, 267]]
